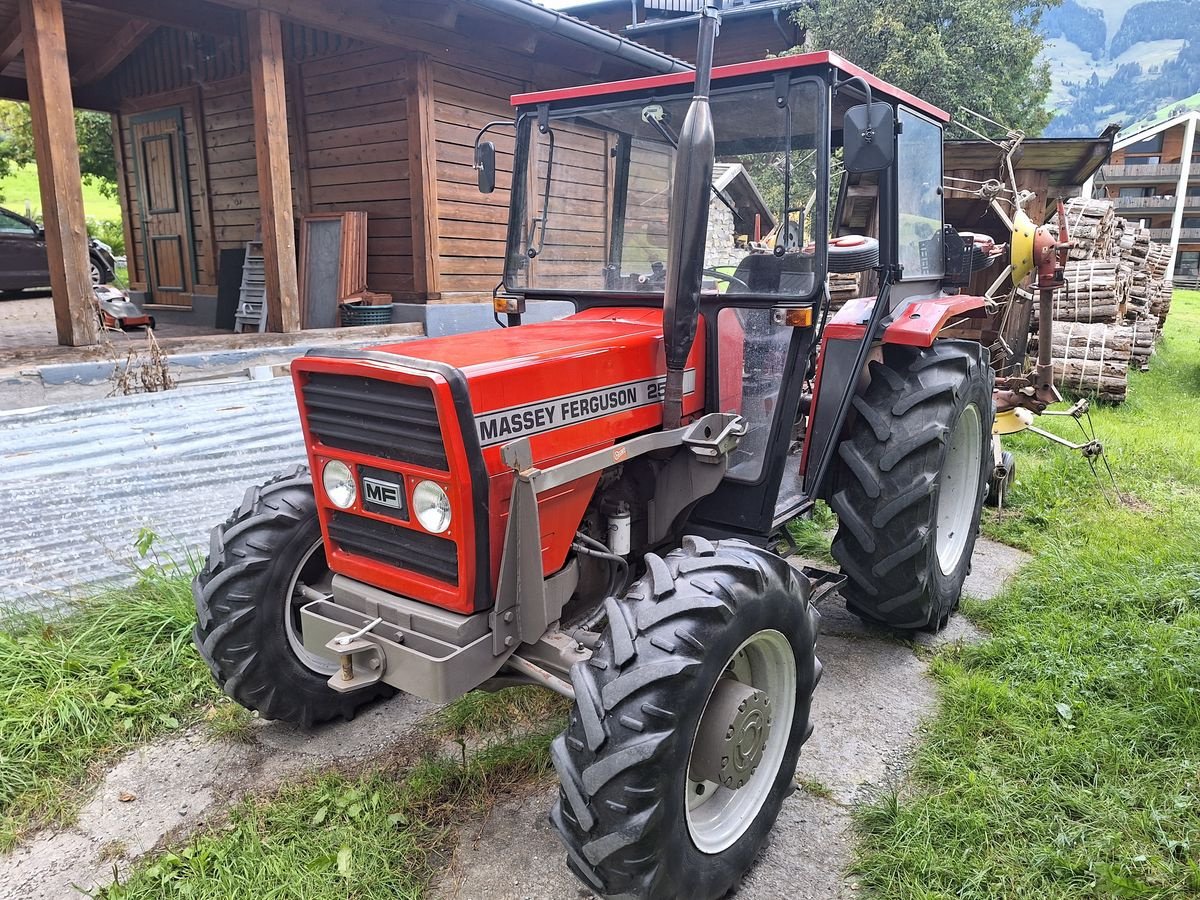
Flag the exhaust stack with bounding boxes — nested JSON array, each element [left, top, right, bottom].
[[661, 4, 719, 429]]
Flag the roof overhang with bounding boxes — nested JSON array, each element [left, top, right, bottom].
[[945, 125, 1118, 190]]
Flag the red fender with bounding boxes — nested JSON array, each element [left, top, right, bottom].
[[823, 293, 988, 347]]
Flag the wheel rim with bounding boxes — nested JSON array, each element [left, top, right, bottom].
[[685, 629, 797, 854], [935, 403, 982, 574], [284, 538, 339, 675], [90, 262, 101, 285]]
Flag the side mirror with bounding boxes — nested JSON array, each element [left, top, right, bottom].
[[475, 140, 496, 194], [843, 103, 895, 173]]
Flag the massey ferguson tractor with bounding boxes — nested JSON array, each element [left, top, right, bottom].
[[192, 9, 1040, 898]]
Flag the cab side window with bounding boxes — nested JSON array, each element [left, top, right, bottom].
[[895, 110, 944, 279]]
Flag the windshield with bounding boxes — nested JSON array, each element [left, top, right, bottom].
[[506, 78, 827, 298]]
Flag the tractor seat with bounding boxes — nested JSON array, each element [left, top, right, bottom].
[[730, 251, 816, 295]]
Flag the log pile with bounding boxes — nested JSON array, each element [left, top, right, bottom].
[[1129, 317, 1156, 370], [1029, 320, 1133, 403], [1064, 198, 1118, 260], [1037, 260, 1128, 322], [1028, 197, 1178, 401]]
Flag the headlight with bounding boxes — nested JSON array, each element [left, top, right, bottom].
[[322, 460, 356, 509], [413, 480, 451, 533]]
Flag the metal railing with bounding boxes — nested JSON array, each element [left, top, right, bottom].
[[1099, 163, 1183, 181], [1112, 195, 1177, 210], [1147, 228, 1200, 241], [1112, 194, 1200, 211]]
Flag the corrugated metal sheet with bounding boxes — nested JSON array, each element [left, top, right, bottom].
[[0, 378, 308, 614]]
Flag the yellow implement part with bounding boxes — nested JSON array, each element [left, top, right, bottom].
[[993, 407, 1034, 435], [1010, 209, 1036, 283]]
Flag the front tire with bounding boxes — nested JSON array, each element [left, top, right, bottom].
[[550, 537, 820, 900], [192, 466, 392, 725], [829, 340, 993, 630]]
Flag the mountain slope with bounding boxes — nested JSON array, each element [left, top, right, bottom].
[[1040, 0, 1200, 136]]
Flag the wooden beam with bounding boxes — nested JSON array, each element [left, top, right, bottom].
[[246, 8, 300, 333], [0, 73, 114, 109], [71, 0, 240, 37], [219, 0, 607, 82], [110, 112, 139, 284], [19, 0, 97, 346], [0, 16, 23, 74], [72, 20, 156, 84], [406, 53, 440, 300]]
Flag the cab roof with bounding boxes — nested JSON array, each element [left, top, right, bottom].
[[511, 50, 950, 124]]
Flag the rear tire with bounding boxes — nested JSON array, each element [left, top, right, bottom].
[[829, 340, 993, 631], [550, 537, 820, 900], [192, 466, 393, 725]]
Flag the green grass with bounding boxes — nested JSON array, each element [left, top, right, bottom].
[[98, 712, 564, 899], [787, 499, 836, 563], [0, 567, 223, 850], [854, 292, 1200, 899], [0, 162, 122, 221]]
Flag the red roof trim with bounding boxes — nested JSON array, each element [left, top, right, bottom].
[[511, 51, 950, 123]]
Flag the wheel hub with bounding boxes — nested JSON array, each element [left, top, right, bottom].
[[690, 678, 772, 789]]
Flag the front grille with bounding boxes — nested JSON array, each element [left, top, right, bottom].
[[328, 511, 459, 585], [301, 372, 447, 470]]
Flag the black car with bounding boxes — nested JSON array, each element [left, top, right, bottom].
[[0, 206, 116, 290]]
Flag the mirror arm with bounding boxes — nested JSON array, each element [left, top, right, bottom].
[[834, 74, 874, 114], [473, 119, 514, 148]]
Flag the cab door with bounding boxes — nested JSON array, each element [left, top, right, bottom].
[[690, 303, 816, 537]]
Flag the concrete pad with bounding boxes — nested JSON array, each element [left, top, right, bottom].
[[0, 692, 435, 900], [737, 792, 855, 899]]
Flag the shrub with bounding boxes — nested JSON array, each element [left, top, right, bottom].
[[87, 217, 125, 257]]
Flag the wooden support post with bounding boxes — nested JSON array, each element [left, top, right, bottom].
[[406, 54, 441, 300], [247, 8, 300, 333], [19, 0, 98, 346], [110, 112, 138, 285]]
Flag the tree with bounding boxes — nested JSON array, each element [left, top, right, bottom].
[[791, 0, 1058, 136], [0, 100, 117, 197]]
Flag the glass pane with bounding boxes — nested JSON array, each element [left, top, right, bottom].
[[896, 109, 943, 279], [0, 213, 30, 234], [509, 79, 826, 298], [717, 307, 794, 482]]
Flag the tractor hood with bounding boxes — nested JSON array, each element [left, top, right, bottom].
[[364, 308, 706, 472]]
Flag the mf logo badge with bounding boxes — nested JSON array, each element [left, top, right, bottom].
[[362, 476, 402, 509]]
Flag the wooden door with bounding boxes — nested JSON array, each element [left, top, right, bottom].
[[132, 109, 195, 306]]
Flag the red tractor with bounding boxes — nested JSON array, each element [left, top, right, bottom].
[[194, 11, 999, 898]]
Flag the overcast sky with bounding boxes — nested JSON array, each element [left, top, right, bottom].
[[538, 0, 593, 8]]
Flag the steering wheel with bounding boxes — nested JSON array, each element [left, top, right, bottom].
[[703, 267, 751, 291]]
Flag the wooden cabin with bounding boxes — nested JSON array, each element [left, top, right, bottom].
[[0, 0, 689, 346]]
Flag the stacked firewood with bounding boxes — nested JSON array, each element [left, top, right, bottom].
[[1128, 317, 1157, 370], [1029, 198, 1179, 401], [1063, 198, 1118, 260], [1037, 260, 1128, 322], [1028, 320, 1133, 403]]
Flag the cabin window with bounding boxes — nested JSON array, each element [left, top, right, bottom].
[[507, 78, 827, 299], [895, 108, 944, 280]]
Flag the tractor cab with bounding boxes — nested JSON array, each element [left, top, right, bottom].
[[481, 52, 954, 536]]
